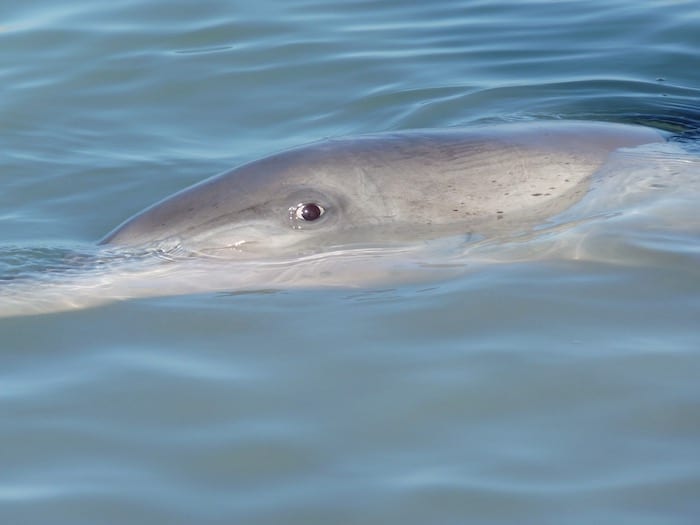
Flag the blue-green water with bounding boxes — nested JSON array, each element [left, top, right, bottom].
[[2, 1, 700, 523]]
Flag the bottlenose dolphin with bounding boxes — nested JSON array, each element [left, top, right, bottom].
[[2, 120, 684, 317], [101, 121, 664, 256]]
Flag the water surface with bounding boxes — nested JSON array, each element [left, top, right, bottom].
[[1, 1, 699, 523]]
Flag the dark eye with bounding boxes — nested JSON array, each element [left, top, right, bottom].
[[294, 203, 324, 221]]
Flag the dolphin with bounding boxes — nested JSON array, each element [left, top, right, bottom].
[[100, 121, 665, 257], [0, 120, 677, 317]]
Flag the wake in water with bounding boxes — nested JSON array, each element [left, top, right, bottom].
[[1, 139, 698, 318]]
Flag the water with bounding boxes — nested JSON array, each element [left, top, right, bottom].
[[1, 0, 699, 523]]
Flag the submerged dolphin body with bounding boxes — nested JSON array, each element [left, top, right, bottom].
[[101, 121, 664, 257], [2, 120, 684, 317]]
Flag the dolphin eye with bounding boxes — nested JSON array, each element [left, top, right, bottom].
[[293, 202, 324, 221]]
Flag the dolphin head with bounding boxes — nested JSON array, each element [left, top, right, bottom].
[[100, 121, 665, 257], [101, 139, 395, 256]]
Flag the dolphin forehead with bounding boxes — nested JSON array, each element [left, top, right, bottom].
[[101, 121, 665, 249]]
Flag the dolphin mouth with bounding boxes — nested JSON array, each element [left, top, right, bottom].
[[194, 240, 263, 258]]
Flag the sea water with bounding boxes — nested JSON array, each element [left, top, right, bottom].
[[1, 1, 699, 523]]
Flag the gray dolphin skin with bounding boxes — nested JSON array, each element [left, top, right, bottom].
[[0, 120, 679, 318], [101, 121, 664, 257]]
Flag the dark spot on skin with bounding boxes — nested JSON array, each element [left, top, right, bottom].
[[531, 193, 543, 196]]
